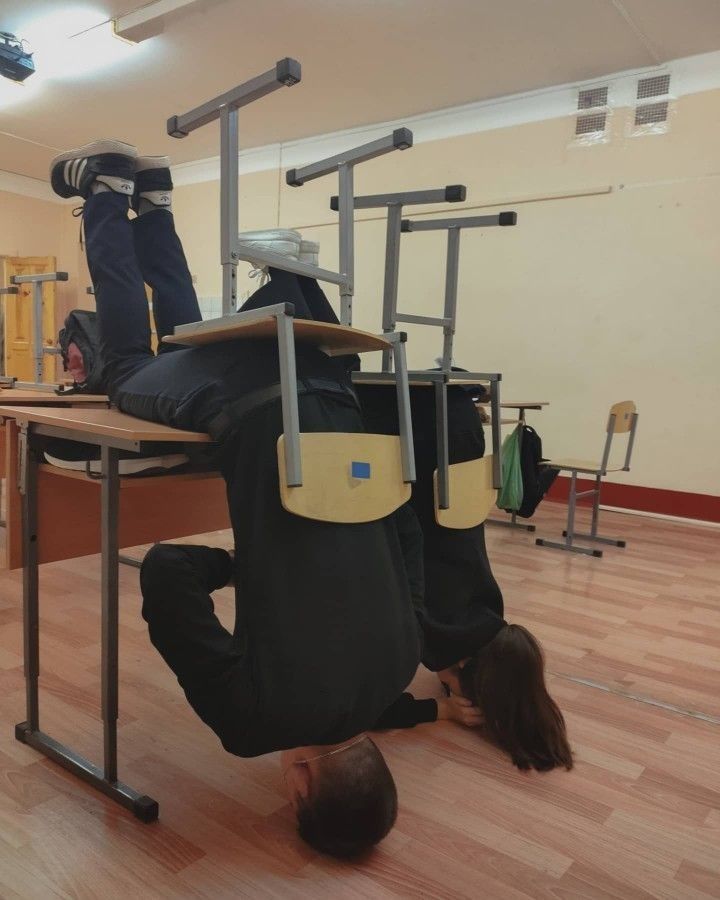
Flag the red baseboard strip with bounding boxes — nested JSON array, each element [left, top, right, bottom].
[[546, 476, 720, 523]]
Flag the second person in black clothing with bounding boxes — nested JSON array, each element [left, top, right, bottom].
[[50, 139, 426, 858], [359, 383, 574, 773]]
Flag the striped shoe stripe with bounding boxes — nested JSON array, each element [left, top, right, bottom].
[[76, 159, 87, 186], [64, 160, 72, 183]]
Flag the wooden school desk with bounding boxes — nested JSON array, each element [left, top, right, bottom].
[[0, 396, 229, 570], [2, 405, 224, 823], [0, 390, 109, 533]]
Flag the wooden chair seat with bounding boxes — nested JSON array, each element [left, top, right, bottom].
[[277, 432, 411, 523], [434, 455, 497, 529], [165, 315, 390, 356], [542, 457, 624, 475]]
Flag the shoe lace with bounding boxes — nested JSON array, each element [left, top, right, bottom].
[[248, 266, 269, 287], [72, 205, 85, 248]]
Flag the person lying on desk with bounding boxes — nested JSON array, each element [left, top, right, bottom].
[[358, 380, 574, 772], [50, 140, 425, 858]]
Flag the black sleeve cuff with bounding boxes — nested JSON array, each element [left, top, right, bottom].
[[373, 693, 439, 730]]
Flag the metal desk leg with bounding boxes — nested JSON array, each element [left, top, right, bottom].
[[15, 433, 159, 822], [391, 336, 416, 484], [21, 427, 40, 730], [276, 312, 302, 487], [101, 446, 120, 782], [434, 381, 449, 509], [489, 380, 502, 490]]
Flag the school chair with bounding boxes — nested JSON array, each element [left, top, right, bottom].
[[535, 400, 639, 557]]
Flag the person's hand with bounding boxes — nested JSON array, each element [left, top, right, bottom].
[[437, 694, 483, 728]]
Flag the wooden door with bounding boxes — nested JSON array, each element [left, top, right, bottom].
[[1, 256, 57, 381]]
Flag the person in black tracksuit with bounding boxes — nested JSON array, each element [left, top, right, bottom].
[[50, 140, 428, 857], [358, 383, 574, 773]]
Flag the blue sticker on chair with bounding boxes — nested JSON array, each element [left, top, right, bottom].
[[351, 461, 371, 479]]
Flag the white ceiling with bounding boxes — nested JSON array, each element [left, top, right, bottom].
[[1, 0, 720, 181]]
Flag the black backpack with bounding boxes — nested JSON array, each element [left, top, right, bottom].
[[507, 425, 559, 519], [57, 309, 106, 394]]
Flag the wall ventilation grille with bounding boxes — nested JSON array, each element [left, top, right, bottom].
[[637, 73, 671, 99], [634, 100, 669, 126], [633, 73, 671, 133], [576, 112, 607, 135], [578, 86, 609, 109], [574, 85, 609, 142]]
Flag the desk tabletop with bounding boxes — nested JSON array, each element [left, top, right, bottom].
[[477, 401, 549, 409], [0, 389, 109, 404], [0, 407, 212, 443], [165, 315, 390, 356], [352, 372, 496, 387]]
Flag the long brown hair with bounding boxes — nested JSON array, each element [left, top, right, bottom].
[[460, 624, 573, 772]]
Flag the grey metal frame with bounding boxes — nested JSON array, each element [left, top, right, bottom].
[[168, 66, 417, 492], [275, 128, 413, 327], [352, 370, 502, 506], [535, 412, 639, 558], [2, 273, 68, 391], [168, 59, 301, 315], [398, 212, 517, 371], [345, 202, 514, 511], [14, 421, 166, 821], [329, 186, 466, 368], [171, 305, 416, 486], [394, 212, 515, 510]]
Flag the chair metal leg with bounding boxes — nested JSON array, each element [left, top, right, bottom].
[[118, 553, 143, 569], [487, 511, 536, 532], [536, 470, 603, 557], [561, 475, 627, 548]]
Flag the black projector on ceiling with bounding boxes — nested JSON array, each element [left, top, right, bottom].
[[0, 31, 35, 82]]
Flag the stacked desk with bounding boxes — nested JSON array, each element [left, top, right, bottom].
[[1, 406, 226, 822]]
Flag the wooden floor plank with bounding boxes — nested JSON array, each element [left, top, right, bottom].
[[0, 501, 718, 897]]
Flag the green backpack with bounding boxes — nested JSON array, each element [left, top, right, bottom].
[[497, 425, 524, 511]]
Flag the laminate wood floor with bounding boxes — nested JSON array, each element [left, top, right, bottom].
[[0, 502, 718, 899]]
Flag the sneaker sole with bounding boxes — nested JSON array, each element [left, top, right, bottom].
[[50, 141, 138, 198], [136, 156, 170, 173], [51, 140, 138, 168]]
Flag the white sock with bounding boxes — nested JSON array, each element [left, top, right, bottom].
[[95, 175, 134, 196], [138, 195, 172, 216]]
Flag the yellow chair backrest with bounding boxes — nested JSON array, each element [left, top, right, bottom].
[[434, 455, 497, 529], [607, 400, 636, 433], [277, 432, 411, 524]]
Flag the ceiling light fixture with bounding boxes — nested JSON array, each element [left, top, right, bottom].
[[113, 0, 204, 44]]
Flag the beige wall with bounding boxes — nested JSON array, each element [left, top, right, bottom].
[[173, 88, 720, 499], [5, 88, 714, 497], [0, 189, 91, 321], [0, 190, 92, 377]]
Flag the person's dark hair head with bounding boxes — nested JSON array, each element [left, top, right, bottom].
[[460, 624, 573, 772], [295, 737, 398, 858]]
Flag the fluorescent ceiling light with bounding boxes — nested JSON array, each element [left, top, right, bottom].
[[114, 0, 203, 43], [0, 6, 145, 101]]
